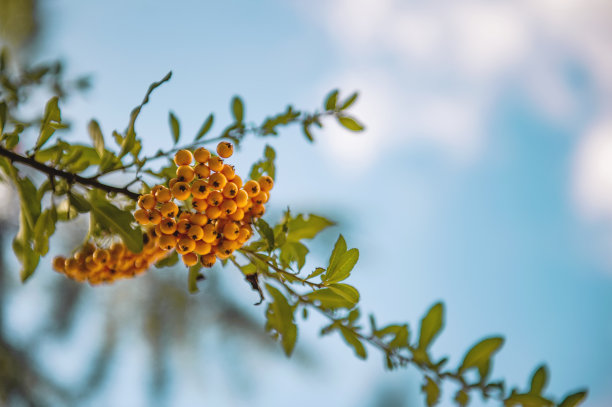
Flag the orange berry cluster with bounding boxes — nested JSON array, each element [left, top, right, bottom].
[[51, 230, 166, 285], [133, 141, 274, 268]]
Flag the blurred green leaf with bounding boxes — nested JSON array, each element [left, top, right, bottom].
[[530, 365, 548, 396], [188, 263, 203, 293], [286, 213, 334, 242], [505, 393, 553, 407], [33, 208, 56, 255], [155, 251, 179, 268], [339, 326, 366, 359], [558, 391, 587, 407], [169, 111, 180, 144], [68, 192, 91, 213], [458, 336, 504, 374], [249, 145, 276, 180], [422, 377, 440, 407], [306, 267, 325, 280], [302, 121, 314, 143], [455, 390, 469, 407], [305, 283, 359, 309], [88, 119, 105, 158], [195, 113, 214, 140], [323, 246, 358, 284], [256, 218, 275, 251], [279, 241, 309, 271], [340, 92, 359, 110], [0, 101, 6, 134], [337, 115, 364, 132], [418, 302, 444, 350], [324, 89, 339, 111], [231, 96, 244, 123], [90, 196, 143, 253], [265, 284, 298, 356]]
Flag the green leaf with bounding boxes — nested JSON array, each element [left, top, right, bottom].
[[530, 365, 548, 395], [340, 92, 359, 110], [337, 115, 364, 132], [418, 302, 444, 350], [88, 119, 105, 158], [256, 218, 275, 251], [68, 192, 91, 213], [169, 111, 180, 144], [302, 122, 314, 142], [339, 326, 366, 359], [558, 391, 587, 407], [155, 251, 179, 268], [455, 390, 469, 407], [265, 284, 298, 356], [249, 145, 276, 180], [231, 96, 244, 123], [324, 89, 339, 111], [36, 96, 61, 150], [33, 209, 56, 255], [306, 267, 326, 280], [279, 241, 309, 271], [0, 101, 6, 134], [505, 393, 553, 407], [13, 209, 40, 282], [286, 213, 334, 242], [458, 336, 504, 374], [305, 283, 359, 309], [323, 247, 358, 284], [422, 377, 440, 407], [188, 263, 203, 293], [195, 113, 214, 140], [89, 197, 143, 253], [327, 234, 347, 273]]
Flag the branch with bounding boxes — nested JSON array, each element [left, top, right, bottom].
[[0, 146, 139, 200]]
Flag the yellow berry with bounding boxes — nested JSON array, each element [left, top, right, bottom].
[[222, 182, 238, 198], [202, 224, 217, 243], [258, 175, 274, 192], [148, 209, 162, 225], [221, 164, 235, 180], [188, 224, 204, 241], [253, 191, 269, 205], [208, 156, 223, 172], [219, 199, 237, 216], [160, 218, 177, 234], [251, 203, 265, 217], [134, 209, 151, 225], [52, 256, 66, 272], [194, 240, 212, 255], [194, 147, 211, 163], [93, 249, 110, 265], [176, 237, 196, 254], [174, 149, 193, 166], [217, 141, 234, 158], [168, 177, 179, 189], [138, 194, 156, 210], [209, 172, 227, 190], [191, 180, 211, 199], [159, 234, 178, 251], [176, 165, 196, 183], [222, 222, 240, 241], [218, 239, 235, 256], [229, 208, 244, 221], [192, 198, 208, 213], [201, 253, 216, 268], [205, 205, 222, 219], [235, 190, 249, 208], [232, 175, 243, 189], [171, 181, 192, 201], [177, 220, 192, 235], [160, 202, 179, 218], [207, 191, 224, 207], [244, 180, 261, 198], [182, 252, 198, 267], [190, 213, 208, 226]]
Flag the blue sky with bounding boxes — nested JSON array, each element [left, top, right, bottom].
[[4, 0, 612, 405]]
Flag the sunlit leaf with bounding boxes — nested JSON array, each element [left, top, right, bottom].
[[504, 393, 553, 407], [324, 89, 339, 111], [88, 119, 105, 158], [418, 302, 444, 350], [340, 92, 359, 110], [286, 213, 334, 242], [458, 336, 504, 374], [265, 284, 298, 356], [339, 326, 366, 359], [36, 96, 61, 150], [323, 247, 358, 284], [337, 115, 364, 132], [305, 283, 359, 309], [169, 111, 180, 144], [195, 113, 214, 140]]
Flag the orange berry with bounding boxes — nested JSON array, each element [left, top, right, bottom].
[[148, 209, 162, 225], [188, 224, 204, 241], [216, 141, 234, 158], [174, 149, 193, 166], [168, 177, 179, 189], [202, 224, 217, 243], [251, 203, 265, 217], [253, 191, 269, 205], [200, 253, 216, 267], [192, 198, 208, 212], [176, 165, 196, 183], [64, 258, 80, 274], [235, 190, 249, 208], [258, 175, 274, 192], [208, 156, 223, 172], [222, 222, 240, 241], [194, 163, 211, 179], [229, 208, 244, 221], [222, 182, 238, 198], [52, 256, 66, 272], [138, 194, 156, 210], [154, 223, 164, 237], [221, 164, 235, 180], [182, 252, 198, 267], [160, 202, 179, 218], [134, 209, 150, 225], [154, 187, 172, 203], [178, 212, 192, 221], [194, 147, 211, 163], [194, 240, 211, 255], [219, 199, 237, 216], [207, 191, 224, 206], [243, 180, 261, 197], [232, 175, 243, 189], [238, 227, 251, 242], [85, 256, 102, 272], [191, 180, 211, 199], [110, 242, 125, 259], [93, 249, 110, 265], [205, 205, 222, 220], [158, 234, 177, 250], [218, 239, 235, 256], [152, 185, 164, 195], [209, 172, 227, 190], [171, 181, 192, 200], [160, 218, 177, 234], [177, 220, 192, 234], [190, 213, 208, 226], [176, 237, 196, 254]]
